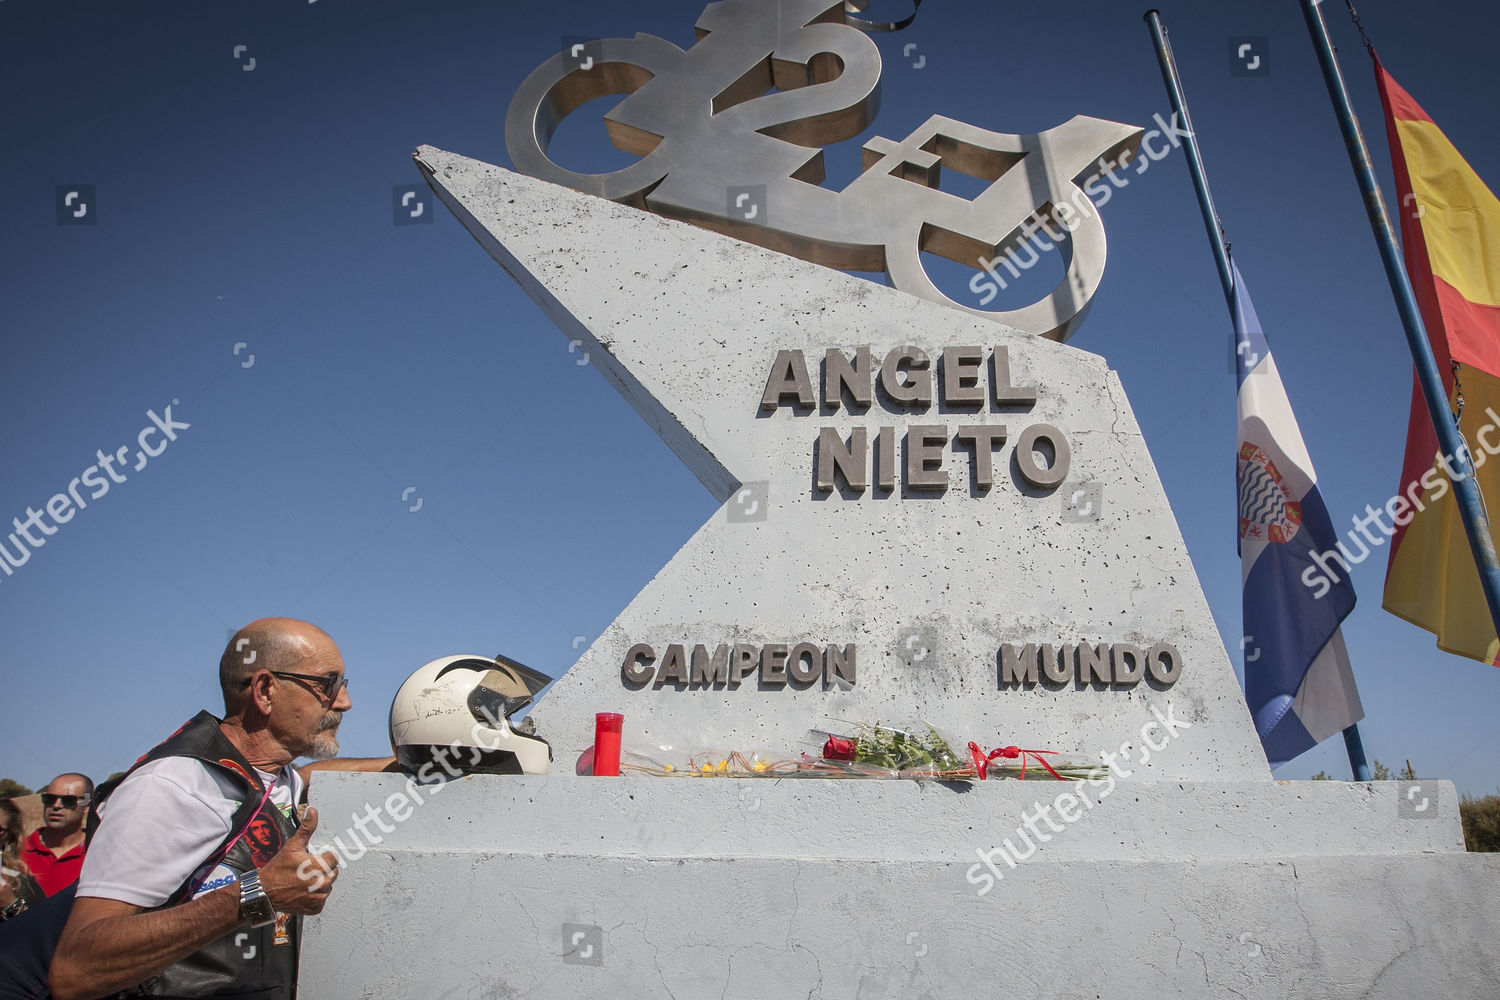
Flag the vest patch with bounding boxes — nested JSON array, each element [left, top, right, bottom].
[[188, 863, 237, 900]]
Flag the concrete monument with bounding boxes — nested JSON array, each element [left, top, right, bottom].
[[301, 2, 1500, 996]]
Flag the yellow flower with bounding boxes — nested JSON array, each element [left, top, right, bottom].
[[663, 764, 675, 773], [752, 761, 769, 773]]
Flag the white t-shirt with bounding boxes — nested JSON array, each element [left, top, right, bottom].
[[78, 757, 302, 909]]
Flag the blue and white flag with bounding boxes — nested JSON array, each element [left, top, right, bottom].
[[1233, 260, 1363, 766]]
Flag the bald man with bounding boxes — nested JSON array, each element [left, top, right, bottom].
[[21, 773, 93, 896], [48, 618, 396, 1000]]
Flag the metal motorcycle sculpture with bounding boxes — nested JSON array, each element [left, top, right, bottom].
[[506, 0, 1142, 341]]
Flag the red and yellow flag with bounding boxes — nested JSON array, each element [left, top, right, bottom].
[[1377, 55, 1500, 665]]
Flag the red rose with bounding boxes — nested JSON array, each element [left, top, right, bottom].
[[823, 736, 857, 761]]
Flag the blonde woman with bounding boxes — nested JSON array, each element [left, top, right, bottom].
[[0, 798, 44, 922]]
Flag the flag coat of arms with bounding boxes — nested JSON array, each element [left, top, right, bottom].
[[1234, 261, 1364, 765], [1375, 56, 1500, 666]]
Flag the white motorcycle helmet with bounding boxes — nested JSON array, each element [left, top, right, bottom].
[[389, 653, 553, 776]]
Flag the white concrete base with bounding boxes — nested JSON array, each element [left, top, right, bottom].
[[300, 773, 1500, 998]]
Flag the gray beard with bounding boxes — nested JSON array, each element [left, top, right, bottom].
[[305, 731, 340, 760], [304, 713, 342, 760]]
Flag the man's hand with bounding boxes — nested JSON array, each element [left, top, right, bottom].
[[259, 806, 340, 914]]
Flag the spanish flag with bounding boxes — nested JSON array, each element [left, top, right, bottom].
[[1377, 55, 1500, 666]]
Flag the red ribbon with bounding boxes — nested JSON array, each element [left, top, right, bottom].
[[967, 741, 1065, 781]]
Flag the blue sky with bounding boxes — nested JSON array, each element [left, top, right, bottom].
[[2, 0, 1497, 794]]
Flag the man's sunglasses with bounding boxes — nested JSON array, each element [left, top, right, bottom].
[[41, 794, 90, 809], [243, 670, 348, 702]]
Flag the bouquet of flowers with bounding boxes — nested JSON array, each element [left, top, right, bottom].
[[813, 721, 972, 779]]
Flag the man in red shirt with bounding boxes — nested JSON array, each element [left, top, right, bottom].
[[21, 773, 92, 896]]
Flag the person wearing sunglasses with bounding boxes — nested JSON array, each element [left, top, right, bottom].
[[48, 617, 397, 1000], [17, 774, 93, 898]]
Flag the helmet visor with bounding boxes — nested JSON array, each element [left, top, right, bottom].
[[469, 668, 539, 725], [492, 653, 552, 697]]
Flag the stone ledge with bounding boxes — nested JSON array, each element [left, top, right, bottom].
[[309, 772, 1464, 864]]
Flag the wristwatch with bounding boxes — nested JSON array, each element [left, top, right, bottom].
[[237, 869, 276, 928]]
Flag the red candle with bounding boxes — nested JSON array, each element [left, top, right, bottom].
[[593, 712, 624, 776]]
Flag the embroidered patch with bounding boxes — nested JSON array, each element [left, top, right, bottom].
[[187, 863, 238, 900]]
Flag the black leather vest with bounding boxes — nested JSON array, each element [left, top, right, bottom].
[[95, 712, 301, 1000]]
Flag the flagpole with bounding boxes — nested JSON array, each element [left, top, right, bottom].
[[1142, 11, 1233, 310], [1144, 9, 1372, 782], [1343, 724, 1370, 782], [1297, 0, 1500, 649]]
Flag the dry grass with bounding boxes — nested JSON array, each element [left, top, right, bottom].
[[1460, 794, 1500, 852]]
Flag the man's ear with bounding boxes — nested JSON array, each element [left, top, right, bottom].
[[245, 669, 277, 717]]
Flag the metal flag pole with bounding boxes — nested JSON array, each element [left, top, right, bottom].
[[1143, 9, 1372, 781], [1142, 11, 1233, 310], [1343, 721, 1371, 782], [1297, 0, 1500, 650]]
